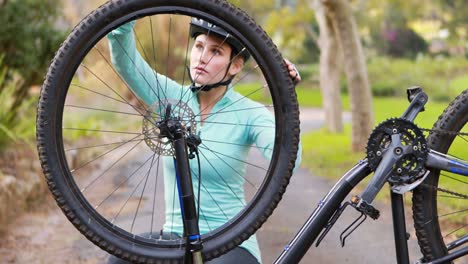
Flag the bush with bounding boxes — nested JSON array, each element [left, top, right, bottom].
[[380, 28, 428, 59], [0, 56, 37, 149], [297, 64, 319, 83], [0, 0, 66, 127], [364, 56, 468, 101]]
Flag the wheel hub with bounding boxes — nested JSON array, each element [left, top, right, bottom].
[[142, 99, 197, 156]]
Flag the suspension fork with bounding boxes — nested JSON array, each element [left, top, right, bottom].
[[173, 128, 203, 264]]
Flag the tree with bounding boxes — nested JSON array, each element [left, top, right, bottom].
[[317, 0, 374, 152], [435, 0, 468, 45], [263, 1, 315, 62], [0, 0, 67, 124], [312, 0, 343, 133]]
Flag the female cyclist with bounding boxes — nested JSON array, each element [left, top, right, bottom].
[[106, 18, 301, 264]]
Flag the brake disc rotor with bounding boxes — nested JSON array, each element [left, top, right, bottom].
[[142, 99, 197, 156]]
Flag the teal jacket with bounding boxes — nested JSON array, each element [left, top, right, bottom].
[[107, 22, 301, 263]]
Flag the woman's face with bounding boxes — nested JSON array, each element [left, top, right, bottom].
[[190, 34, 242, 86]]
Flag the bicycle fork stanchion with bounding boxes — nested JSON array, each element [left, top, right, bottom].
[[173, 127, 203, 264]]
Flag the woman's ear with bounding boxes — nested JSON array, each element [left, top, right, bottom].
[[228, 56, 244, 76]]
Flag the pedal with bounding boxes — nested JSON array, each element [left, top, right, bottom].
[[350, 195, 380, 220], [337, 196, 380, 247]]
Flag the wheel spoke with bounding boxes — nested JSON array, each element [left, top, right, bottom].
[[80, 63, 148, 117], [94, 154, 155, 211], [202, 138, 272, 152], [65, 104, 143, 117], [149, 143, 163, 238], [198, 145, 268, 171], [70, 83, 148, 113], [131, 152, 158, 233], [197, 149, 246, 205], [199, 142, 261, 189], [65, 138, 146, 152], [438, 208, 468, 218], [80, 139, 143, 192], [63, 127, 142, 135], [70, 133, 144, 173], [444, 224, 468, 239]]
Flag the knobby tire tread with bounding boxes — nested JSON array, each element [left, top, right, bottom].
[[412, 89, 467, 262], [36, 0, 300, 262]]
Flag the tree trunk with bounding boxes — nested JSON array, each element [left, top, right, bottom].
[[313, 0, 343, 133], [323, 0, 374, 152]]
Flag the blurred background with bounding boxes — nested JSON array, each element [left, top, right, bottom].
[[0, 0, 466, 263]]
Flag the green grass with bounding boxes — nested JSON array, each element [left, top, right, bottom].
[[234, 82, 323, 107], [449, 75, 468, 92]]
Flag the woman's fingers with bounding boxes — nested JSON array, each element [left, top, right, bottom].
[[284, 59, 301, 84]]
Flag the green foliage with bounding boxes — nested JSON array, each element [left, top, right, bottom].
[[228, 0, 276, 21], [435, 0, 468, 43], [297, 64, 319, 83], [0, 0, 67, 127], [0, 56, 36, 149], [361, 2, 429, 58], [364, 56, 468, 100], [263, 0, 316, 63], [0, 0, 66, 83], [379, 28, 428, 58]]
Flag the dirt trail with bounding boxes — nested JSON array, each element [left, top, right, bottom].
[[0, 201, 107, 264]]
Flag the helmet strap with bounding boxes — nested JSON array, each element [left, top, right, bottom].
[[188, 62, 234, 92]]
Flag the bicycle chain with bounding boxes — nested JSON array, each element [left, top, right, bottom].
[[419, 183, 468, 199], [415, 127, 468, 199], [366, 118, 428, 184], [420, 128, 468, 137]]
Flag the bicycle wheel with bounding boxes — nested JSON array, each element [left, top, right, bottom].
[[36, 0, 300, 262], [412, 89, 467, 263]]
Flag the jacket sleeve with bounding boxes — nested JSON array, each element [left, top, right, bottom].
[[248, 106, 302, 172], [106, 22, 182, 105]]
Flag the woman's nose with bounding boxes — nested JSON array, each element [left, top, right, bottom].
[[200, 49, 209, 63]]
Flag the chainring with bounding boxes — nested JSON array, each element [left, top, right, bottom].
[[366, 118, 428, 185]]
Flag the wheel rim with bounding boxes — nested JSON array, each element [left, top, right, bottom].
[[47, 5, 296, 260], [432, 123, 467, 253]]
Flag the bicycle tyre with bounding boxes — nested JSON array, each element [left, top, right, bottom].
[[36, 0, 300, 262], [412, 89, 467, 262]]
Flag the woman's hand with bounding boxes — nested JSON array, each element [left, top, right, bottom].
[[284, 59, 301, 84]]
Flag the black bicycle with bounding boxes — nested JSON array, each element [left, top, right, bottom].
[[36, 0, 466, 263]]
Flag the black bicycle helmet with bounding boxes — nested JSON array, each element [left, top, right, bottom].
[[190, 18, 250, 61]]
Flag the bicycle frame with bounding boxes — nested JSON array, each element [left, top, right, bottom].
[[275, 154, 467, 264], [175, 88, 467, 263], [274, 89, 468, 264]]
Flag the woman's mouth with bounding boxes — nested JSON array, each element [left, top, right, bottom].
[[194, 66, 208, 74]]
